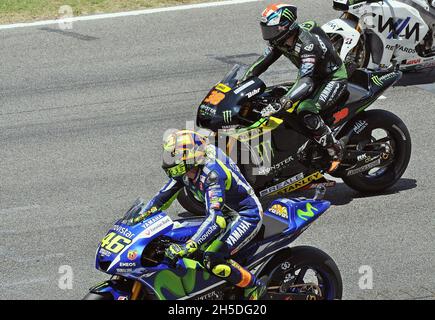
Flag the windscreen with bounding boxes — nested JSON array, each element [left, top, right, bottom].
[[220, 64, 250, 87], [121, 198, 147, 225]]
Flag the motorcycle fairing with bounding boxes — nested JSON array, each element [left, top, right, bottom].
[[322, 18, 361, 61]]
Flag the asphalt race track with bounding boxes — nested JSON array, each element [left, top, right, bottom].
[[0, 0, 434, 299]]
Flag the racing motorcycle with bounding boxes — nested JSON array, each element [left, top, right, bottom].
[[322, 0, 435, 83], [176, 64, 411, 216], [84, 187, 342, 300]]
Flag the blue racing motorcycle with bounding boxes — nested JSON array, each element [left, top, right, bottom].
[[84, 188, 342, 300]]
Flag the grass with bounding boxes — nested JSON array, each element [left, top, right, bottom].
[[0, 0, 220, 24]]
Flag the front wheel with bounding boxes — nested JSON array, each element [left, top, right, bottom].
[[340, 110, 412, 193], [260, 246, 343, 300]]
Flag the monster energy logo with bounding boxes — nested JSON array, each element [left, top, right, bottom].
[[282, 9, 295, 21], [223, 110, 232, 124], [296, 203, 319, 221], [372, 76, 383, 86], [255, 140, 274, 163]]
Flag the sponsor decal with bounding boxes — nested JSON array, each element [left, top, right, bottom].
[[303, 181, 336, 190], [117, 296, 128, 300], [111, 225, 135, 239], [406, 58, 421, 65], [255, 140, 274, 163], [197, 224, 218, 245], [353, 120, 368, 134], [116, 268, 133, 273], [296, 203, 319, 221], [333, 108, 349, 124], [204, 90, 225, 106], [215, 83, 231, 93], [199, 104, 216, 116], [127, 250, 138, 261], [268, 204, 289, 220], [315, 35, 327, 53], [376, 15, 420, 41], [142, 213, 166, 229], [347, 158, 381, 176], [226, 220, 251, 247], [281, 261, 291, 270], [379, 72, 398, 82], [259, 172, 304, 197], [270, 172, 324, 196], [234, 80, 255, 94], [143, 216, 173, 237], [246, 88, 261, 98], [257, 156, 294, 176], [223, 110, 232, 124], [386, 44, 416, 54], [304, 44, 314, 51], [119, 262, 136, 267], [99, 248, 112, 257]]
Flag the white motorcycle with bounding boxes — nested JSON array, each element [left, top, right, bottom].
[[322, 0, 435, 84]]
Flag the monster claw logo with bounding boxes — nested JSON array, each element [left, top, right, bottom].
[[223, 110, 232, 124], [296, 203, 319, 221], [372, 76, 383, 86]]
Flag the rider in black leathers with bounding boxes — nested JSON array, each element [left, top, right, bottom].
[[241, 3, 349, 172]]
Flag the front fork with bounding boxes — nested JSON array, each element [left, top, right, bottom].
[[131, 281, 142, 300]]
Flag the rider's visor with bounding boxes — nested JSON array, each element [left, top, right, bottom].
[[260, 24, 282, 41]]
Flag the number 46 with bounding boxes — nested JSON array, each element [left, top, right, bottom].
[[101, 232, 131, 253]]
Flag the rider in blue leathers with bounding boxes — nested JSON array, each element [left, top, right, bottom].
[[137, 130, 266, 300]]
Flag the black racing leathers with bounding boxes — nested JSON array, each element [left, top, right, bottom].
[[243, 21, 348, 162], [242, 21, 347, 108]]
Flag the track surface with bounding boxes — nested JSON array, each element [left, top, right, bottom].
[[0, 0, 433, 299]]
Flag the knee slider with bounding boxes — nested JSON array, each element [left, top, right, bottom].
[[203, 252, 232, 278], [302, 113, 323, 131]]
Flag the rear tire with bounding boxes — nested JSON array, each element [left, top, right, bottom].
[[260, 246, 342, 300], [341, 110, 412, 193], [177, 188, 205, 216]]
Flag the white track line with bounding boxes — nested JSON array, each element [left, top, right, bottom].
[[0, 0, 261, 30]]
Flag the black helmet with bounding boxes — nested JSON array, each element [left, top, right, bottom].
[[260, 4, 299, 46]]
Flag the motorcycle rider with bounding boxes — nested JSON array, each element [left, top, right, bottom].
[[241, 4, 349, 172], [135, 130, 266, 300]]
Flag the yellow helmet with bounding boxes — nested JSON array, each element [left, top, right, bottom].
[[162, 130, 207, 179]]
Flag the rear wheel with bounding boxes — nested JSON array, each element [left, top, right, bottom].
[[260, 246, 342, 300], [177, 188, 205, 216], [341, 110, 412, 193]]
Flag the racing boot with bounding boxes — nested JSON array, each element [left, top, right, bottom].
[[244, 277, 267, 300], [302, 113, 344, 173]]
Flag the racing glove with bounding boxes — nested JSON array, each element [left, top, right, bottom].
[[165, 240, 198, 264], [132, 206, 158, 223]]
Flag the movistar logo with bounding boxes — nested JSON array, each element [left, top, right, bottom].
[[296, 203, 319, 221], [223, 110, 232, 124], [372, 76, 383, 86]]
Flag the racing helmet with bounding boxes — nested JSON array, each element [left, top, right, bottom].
[[260, 4, 299, 46], [162, 130, 207, 179]]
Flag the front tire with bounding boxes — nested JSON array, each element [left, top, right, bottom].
[[260, 246, 343, 300], [82, 292, 113, 300]]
